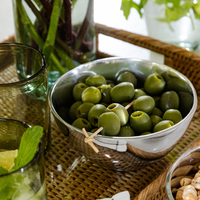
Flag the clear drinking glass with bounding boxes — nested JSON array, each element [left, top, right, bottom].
[[0, 43, 50, 152], [166, 145, 200, 200], [0, 118, 47, 200]]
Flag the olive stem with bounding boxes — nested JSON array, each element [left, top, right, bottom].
[[83, 100, 135, 154], [125, 100, 135, 110], [82, 128, 99, 153], [89, 126, 104, 138]]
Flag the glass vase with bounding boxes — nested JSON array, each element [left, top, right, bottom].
[[12, 0, 95, 87], [144, 0, 200, 51]]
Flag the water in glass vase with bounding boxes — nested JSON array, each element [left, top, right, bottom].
[[144, 0, 200, 51], [11, 180, 47, 200]]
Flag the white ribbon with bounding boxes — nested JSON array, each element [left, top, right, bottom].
[[97, 191, 130, 200], [93, 138, 127, 152]]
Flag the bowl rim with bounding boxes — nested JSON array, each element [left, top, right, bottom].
[[49, 57, 198, 140], [165, 145, 200, 200]]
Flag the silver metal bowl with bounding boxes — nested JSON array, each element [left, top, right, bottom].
[[49, 57, 197, 171]]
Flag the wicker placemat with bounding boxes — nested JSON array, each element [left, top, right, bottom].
[[2, 25, 200, 200], [45, 95, 200, 200]]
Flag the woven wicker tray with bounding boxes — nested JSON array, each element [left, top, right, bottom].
[[2, 23, 200, 200]]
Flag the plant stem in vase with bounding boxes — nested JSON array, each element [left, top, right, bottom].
[[12, 0, 95, 87]]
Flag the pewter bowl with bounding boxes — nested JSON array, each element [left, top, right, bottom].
[[49, 57, 197, 171]]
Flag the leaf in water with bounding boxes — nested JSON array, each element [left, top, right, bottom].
[[0, 174, 17, 200]]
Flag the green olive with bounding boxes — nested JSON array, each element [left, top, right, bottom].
[[178, 91, 193, 118], [144, 73, 166, 96], [133, 95, 155, 115], [116, 71, 137, 87], [141, 132, 152, 135], [163, 109, 182, 124], [98, 84, 112, 104], [150, 115, 162, 127], [76, 102, 94, 119], [117, 126, 135, 136], [69, 101, 82, 121], [110, 82, 135, 103], [88, 104, 107, 127], [153, 96, 160, 107], [107, 103, 129, 126], [151, 107, 163, 118], [106, 80, 115, 88], [159, 91, 179, 112], [85, 74, 107, 86], [153, 120, 174, 133], [162, 71, 193, 95], [72, 118, 91, 131], [130, 111, 152, 134], [100, 102, 109, 107], [133, 89, 146, 100], [76, 75, 88, 83], [98, 112, 121, 136], [81, 86, 102, 104], [73, 83, 88, 101], [90, 128, 98, 133]]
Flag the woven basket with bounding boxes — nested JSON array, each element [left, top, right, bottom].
[[2, 23, 200, 199]]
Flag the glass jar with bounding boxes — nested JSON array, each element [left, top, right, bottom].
[[144, 0, 200, 51], [0, 43, 50, 152], [12, 0, 95, 87], [0, 118, 47, 200]]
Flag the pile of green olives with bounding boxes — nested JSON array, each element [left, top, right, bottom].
[[67, 70, 193, 137]]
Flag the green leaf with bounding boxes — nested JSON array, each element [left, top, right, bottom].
[[120, 0, 148, 19], [0, 174, 17, 200], [120, 0, 138, 19], [121, 0, 133, 19], [121, 0, 200, 24], [11, 126, 43, 172], [193, 0, 200, 18], [0, 166, 8, 176], [139, 0, 148, 9], [0, 173, 27, 200]]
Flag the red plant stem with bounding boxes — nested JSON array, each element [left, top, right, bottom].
[[39, 0, 65, 24], [74, 0, 94, 51], [39, 0, 52, 13], [72, 32, 93, 52], [25, 0, 45, 28], [63, 0, 72, 44]]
